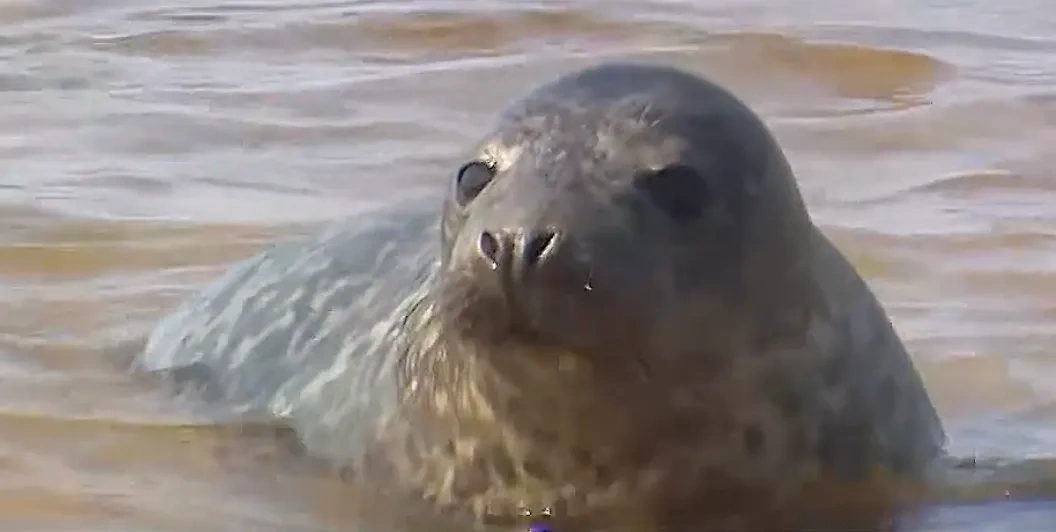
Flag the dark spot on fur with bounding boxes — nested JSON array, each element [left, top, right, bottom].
[[452, 469, 489, 499], [491, 448, 519, 483], [524, 454, 550, 479], [817, 408, 874, 481], [570, 446, 616, 486], [743, 425, 766, 456], [595, 463, 615, 486], [763, 367, 805, 419], [572, 446, 593, 467], [530, 426, 560, 447], [337, 464, 356, 483]]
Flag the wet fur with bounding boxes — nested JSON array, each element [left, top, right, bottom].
[[139, 62, 946, 531], [366, 64, 945, 529]]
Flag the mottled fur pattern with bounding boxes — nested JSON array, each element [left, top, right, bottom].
[[139, 62, 946, 531]]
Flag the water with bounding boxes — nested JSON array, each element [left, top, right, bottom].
[[1, 0, 1055, 530]]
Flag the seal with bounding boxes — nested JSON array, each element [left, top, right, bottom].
[[138, 62, 947, 531]]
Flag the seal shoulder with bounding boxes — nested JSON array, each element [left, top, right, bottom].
[[139, 199, 440, 426]]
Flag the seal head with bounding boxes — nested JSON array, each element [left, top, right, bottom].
[[436, 63, 815, 379]]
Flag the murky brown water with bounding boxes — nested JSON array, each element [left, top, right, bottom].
[[2, 0, 1056, 530]]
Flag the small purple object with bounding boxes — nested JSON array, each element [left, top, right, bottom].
[[528, 523, 554, 532]]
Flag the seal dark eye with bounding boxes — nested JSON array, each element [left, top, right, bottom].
[[455, 160, 496, 207], [638, 164, 711, 223]]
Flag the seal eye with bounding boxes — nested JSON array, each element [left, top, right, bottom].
[[455, 160, 496, 206], [638, 164, 711, 223]]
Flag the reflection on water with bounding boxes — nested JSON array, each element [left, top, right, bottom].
[[0, 0, 1055, 530]]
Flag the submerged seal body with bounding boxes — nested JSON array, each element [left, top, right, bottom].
[[139, 62, 946, 530]]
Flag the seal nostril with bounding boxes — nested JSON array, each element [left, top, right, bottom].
[[478, 230, 501, 268], [523, 230, 557, 267]]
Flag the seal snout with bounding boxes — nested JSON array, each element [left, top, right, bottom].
[[465, 223, 595, 341], [476, 227, 560, 278]]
